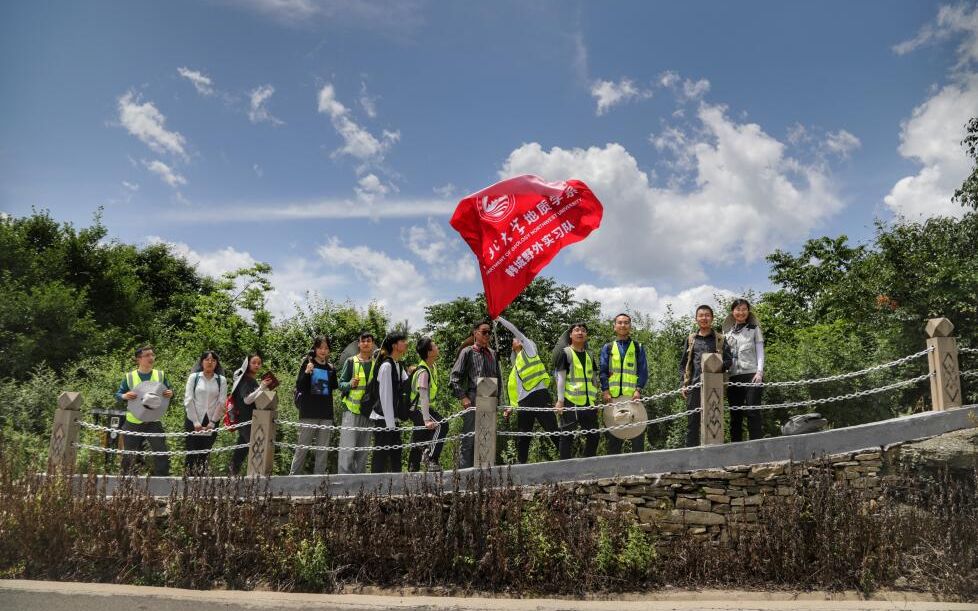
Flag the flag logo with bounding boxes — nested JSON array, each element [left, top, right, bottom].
[[476, 194, 514, 222]]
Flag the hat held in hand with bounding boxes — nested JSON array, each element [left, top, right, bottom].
[[125, 380, 171, 423], [603, 400, 647, 440]]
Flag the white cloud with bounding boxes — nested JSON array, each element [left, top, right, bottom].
[[590, 78, 651, 115], [230, 0, 426, 32], [171, 197, 453, 222], [177, 67, 215, 96], [893, 4, 978, 66], [249, 84, 284, 125], [681, 78, 711, 101], [253, 163, 263, 177], [573, 283, 736, 323], [433, 183, 456, 198], [117, 91, 188, 160], [317, 83, 399, 162], [658, 71, 710, 101], [264, 256, 346, 319], [359, 81, 378, 118], [122, 181, 139, 192], [145, 236, 345, 319], [319, 236, 431, 326], [355, 173, 390, 203], [146, 237, 257, 278], [142, 159, 187, 188], [884, 73, 978, 219], [501, 103, 842, 283], [885, 4, 978, 220], [401, 218, 477, 283], [824, 129, 861, 158], [658, 71, 680, 88]]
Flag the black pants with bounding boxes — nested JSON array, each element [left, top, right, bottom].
[[459, 408, 475, 469], [184, 416, 217, 475], [558, 406, 599, 460], [607, 431, 645, 454], [408, 409, 448, 471], [513, 389, 558, 463], [121, 420, 170, 476], [372, 427, 403, 473], [727, 373, 764, 442], [230, 424, 251, 475]]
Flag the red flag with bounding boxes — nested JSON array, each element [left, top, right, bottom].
[[450, 175, 604, 318]]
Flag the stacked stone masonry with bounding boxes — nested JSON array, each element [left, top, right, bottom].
[[571, 442, 916, 546]]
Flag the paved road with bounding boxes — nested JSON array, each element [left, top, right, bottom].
[[2, 580, 976, 610]]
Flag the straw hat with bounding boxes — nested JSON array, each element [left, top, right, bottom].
[[603, 400, 647, 440], [125, 380, 171, 422]]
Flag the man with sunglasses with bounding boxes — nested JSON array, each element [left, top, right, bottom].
[[449, 320, 501, 469]]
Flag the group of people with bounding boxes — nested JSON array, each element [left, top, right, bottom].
[[112, 299, 766, 477]]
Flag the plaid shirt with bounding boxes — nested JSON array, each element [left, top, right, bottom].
[[449, 344, 501, 403]]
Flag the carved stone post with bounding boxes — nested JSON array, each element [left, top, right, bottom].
[[48, 392, 82, 473], [926, 317, 961, 411], [474, 376, 498, 469], [247, 390, 277, 476], [700, 353, 725, 446]]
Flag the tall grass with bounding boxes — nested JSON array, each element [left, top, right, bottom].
[[0, 442, 974, 600]]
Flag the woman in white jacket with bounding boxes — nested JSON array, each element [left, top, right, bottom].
[[722, 299, 765, 442], [184, 350, 227, 474]]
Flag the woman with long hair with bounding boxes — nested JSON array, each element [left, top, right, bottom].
[[290, 335, 338, 474], [229, 352, 269, 475], [184, 350, 227, 474], [368, 332, 409, 473], [722, 298, 766, 441]]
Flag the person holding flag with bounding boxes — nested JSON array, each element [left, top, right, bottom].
[[497, 315, 558, 464], [554, 322, 602, 460], [449, 320, 501, 469], [600, 313, 649, 454]]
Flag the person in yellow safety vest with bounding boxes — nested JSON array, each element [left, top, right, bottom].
[[554, 322, 602, 460], [496, 316, 559, 463], [600, 313, 650, 455], [113, 345, 174, 476], [337, 332, 377, 474], [407, 337, 448, 472]]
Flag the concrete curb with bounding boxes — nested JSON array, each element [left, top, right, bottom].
[[2, 580, 975, 610]]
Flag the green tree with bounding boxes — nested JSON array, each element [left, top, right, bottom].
[[953, 117, 978, 210]]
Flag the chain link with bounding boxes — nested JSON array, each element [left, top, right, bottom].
[[275, 431, 476, 453], [74, 442, 250, 457], [727, 347, 933, 388], [497, 408, 702, 438], [959, 347, 978, 355], [728, 372, 934, 411], [276, 407, 474, 432], [500, 382, 703, 412], [960, 368, 978, 379], [77, 419, 253, 437]]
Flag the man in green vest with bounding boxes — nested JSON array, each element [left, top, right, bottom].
[[554, 322, 601, 460], [497, 316, 558, 463], [600, 313, 650, 454], [113, 345, 173, 476], [338, 332, 376, 474]]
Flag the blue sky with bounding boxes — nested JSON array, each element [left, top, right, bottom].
[[2, 1, 976, 326]]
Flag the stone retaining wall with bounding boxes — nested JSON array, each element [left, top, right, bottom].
[[569, 428, 976, 546]]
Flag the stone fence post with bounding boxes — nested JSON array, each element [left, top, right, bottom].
[[48, 391, 82, 473], [474, 376, 498, 469], [926, 317, 961, 411], [700, 353, 725, 445], [247, 390, 278, 476]]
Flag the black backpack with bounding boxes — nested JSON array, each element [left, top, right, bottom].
[[365, 357, 411, 422]]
